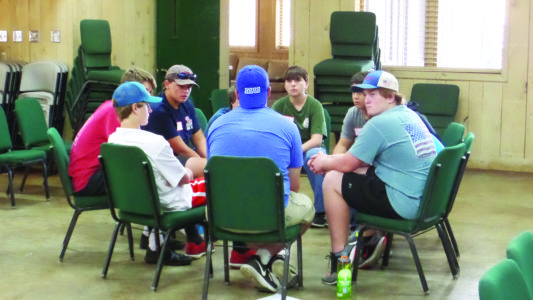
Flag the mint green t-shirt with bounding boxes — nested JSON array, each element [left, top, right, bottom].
[[271, 95, 327, 145]]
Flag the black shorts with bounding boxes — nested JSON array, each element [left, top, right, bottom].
[[74, 169, 106, 196], [341, 166, 403, 220]]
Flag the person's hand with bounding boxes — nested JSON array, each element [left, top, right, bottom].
[[308, 152, 327, 174]]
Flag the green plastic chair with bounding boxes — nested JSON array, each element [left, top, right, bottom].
[[479, 259, 530, 300], [0, 106, 49, 207], [352, 143, 466, 294], [99, 143, 206, 291], [410, 83, 460, 138], [440, 122, 465, 147], [506, 231, 533, 297], [202, 156, 303, 300], [209, 88, 229, 115], [195, 108, 208, 133], [443, 132, 475, 258], [47, 127, 110, 262], [323, 109, 331, 154]]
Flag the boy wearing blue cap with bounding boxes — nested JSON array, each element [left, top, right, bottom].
[[308, 70, 438, 284], [108, 81, 207, 267]]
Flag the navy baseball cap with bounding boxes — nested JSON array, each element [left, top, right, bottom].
[[236, 65, 270, 109], [113, 81, 162, 107], [351, 70, 399, 93]]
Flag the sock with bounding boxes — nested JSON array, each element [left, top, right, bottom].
[[148, 230, 157, 251], [256, 248, 272, 265], [143, 226, 150, 237], [184, 225, 203, 244]]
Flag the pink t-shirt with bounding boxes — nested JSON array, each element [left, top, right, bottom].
[[69, 100, 120, 192]]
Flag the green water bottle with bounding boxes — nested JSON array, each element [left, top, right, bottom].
[[336, 255, 352, 299]]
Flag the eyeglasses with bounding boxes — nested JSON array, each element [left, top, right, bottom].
[[174, 72, 197, 81]]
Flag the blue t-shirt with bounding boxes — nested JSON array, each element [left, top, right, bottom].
[[206, 107, 231, 135], [207, 106, 303, 206], [350, 105, 437, 219], [142, 91, 200, 147]]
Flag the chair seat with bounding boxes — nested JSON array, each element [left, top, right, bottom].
[[0, 149, 46, 164], [119, 206, 205, 231], [356, 213, 427, 234], [73, 195, 109, 209], [87, 69, 124, 84], [314, 58, 375, 76], [213, 224, 302, 243]]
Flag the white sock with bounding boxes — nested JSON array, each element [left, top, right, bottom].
[[143, 226, 150, 237], [256, 248, 272, 265], [148, 230, 157, 251]]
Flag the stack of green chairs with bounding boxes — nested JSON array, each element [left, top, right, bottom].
[[313, 11, 380, 138], [66, 19, 124, 137]]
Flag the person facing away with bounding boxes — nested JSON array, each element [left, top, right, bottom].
[[205, 85, 239, 134], [207, 65, 315, 293], [69, 66, 157, 197], [271, 65, 328, 228], [107, 81, 208, 267], [307, 70, 438, 284], [142, 64, 207, 179]]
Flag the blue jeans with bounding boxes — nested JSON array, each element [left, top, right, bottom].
[[302, 147, 326, 213]]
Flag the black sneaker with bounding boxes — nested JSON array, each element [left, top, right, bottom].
[[240, 256, 280, 293], [270, 255, 299, 289], [321, 252, 338, 285], [144, 248, 192, 266], [311, 212, 327, 228], [140, 234, 185, 251], [359, 234, 387, 269]]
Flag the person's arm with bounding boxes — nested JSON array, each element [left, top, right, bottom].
[[308, 151, 364, 174], [332, 137, 354, 154], [178, 168, 193, 185], [288, 167, 301, 192], [191, 130, 207, 158], [168, 136, 200, 158], [302, 133, 324, 152]]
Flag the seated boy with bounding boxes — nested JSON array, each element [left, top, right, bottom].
[[107, 81, 207, 266], [271, 66, 328, 228]]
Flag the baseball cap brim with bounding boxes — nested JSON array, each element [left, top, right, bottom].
[[173, 79, 199, 87], [351, 83, 378, 93]]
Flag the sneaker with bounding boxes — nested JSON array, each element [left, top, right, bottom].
[[185, 242, 207, 259], [321, 253, 338, 285], [359, 235, 387, 269], [230, 250, 256, 269], [144, 248, 192, 266], [140, 234, 185, 251], [270, 255, 299, 289], [311, 212, 327, 228], [240, 256, 280, 293]]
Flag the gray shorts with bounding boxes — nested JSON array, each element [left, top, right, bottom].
[[285, 191, 315, 227]]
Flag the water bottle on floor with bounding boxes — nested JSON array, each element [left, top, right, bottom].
[[337, 255, 352, 299]]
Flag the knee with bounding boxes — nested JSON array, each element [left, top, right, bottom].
[[323, 171, 342, 194]]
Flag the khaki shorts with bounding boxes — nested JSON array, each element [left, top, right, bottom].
[[285, 191, 315, 227]]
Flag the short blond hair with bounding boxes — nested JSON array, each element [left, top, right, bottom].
[[112, 99, 146, 121], [120, 66, 157, 91]]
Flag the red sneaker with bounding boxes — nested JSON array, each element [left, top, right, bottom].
[[185, 242, 207, 259], [230, 250, 256, 269]]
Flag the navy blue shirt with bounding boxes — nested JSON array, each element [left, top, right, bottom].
[[142, 91, 200, 147]]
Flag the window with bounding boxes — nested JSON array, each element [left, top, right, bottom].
[[229, 0, 257, 47], [276, 0, 291, 48], [363, 0, 506, 69]]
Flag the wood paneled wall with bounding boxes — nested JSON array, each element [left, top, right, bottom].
[[0, 0, 156, 74], [290, 0, 533, 173]]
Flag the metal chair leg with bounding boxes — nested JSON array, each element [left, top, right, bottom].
[[152, 228, 168, 292], [444, 218, 460, 257], [405, 235, 429, 294], [7, 168, 15, 207], [126, 223, 134, 261], [19, 166, 30, 192], [59, 209, 82, 262], [102, 222, 121, 279], [41, 159, 50, 199], [202, 240, 214, 300], [437, 223, 459, 277], [223, 240, 230, 284]]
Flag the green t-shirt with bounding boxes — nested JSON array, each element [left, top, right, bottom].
[[271, 95, 327, 145]]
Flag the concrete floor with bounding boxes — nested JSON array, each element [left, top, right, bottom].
[[0, 169, 532, 300]]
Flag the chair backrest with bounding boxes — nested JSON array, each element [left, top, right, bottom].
[[99, 143, 162, 223], [506, 231, 533, 296], [0, 105, 13, 152], [80, 19, 112, 69], [19, 61, 61, 93], [204, 156, 286, 236], [195, 108, 208, 133], [323, 109, 331, 154], [410, 83, 460, 137], [14, 97, 49, 148], [463, 132, 475, 155], [479, 259, 530, 300], [330, 11, 377, 59], [415, 143, 465, 230], [440, 122, 465, 147], [210, 88, 229, 114], [46, 127, 74, 196]]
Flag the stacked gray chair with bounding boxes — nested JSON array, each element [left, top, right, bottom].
[[1, 61, 26, 146]]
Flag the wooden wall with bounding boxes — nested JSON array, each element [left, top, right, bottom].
[[0, 0, 156, 74], [290, 0, 533, 173]]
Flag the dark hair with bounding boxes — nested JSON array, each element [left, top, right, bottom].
[[227, 86, 237, 106], [283, 65, 309, 82], [350, 70, 372, 85]]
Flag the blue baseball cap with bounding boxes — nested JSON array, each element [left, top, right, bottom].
[[236, 65, 270, 109], [112, 81, 162, 107], [351, 70, 399, 93]]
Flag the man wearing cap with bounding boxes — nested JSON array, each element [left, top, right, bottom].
[[108, 81, 207, 266], [142, 64, 207, 179], [207, 65, 315, 293], [308, 70, 438, 284]]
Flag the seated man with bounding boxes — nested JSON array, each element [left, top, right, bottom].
[[271, 66, 328, 229], [207, 65, 315, 293], [108, 81, 207, 266], [308, 71, 438, 284]]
